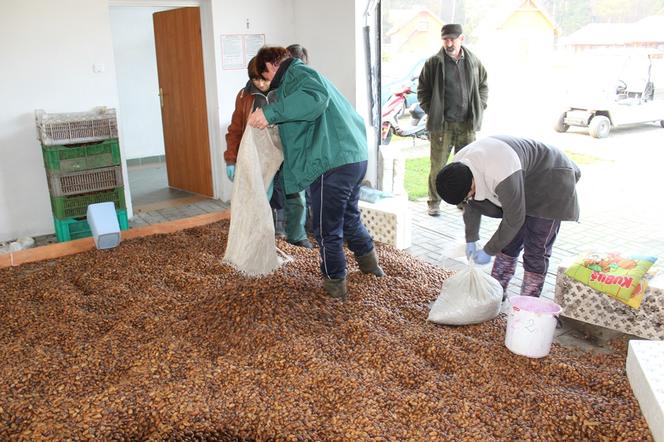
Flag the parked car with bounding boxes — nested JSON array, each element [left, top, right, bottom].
[[554, 50, 664, 138]]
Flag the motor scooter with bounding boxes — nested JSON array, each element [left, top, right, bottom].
[[381, 85, 411, 144], [399, 102, 428, 138], [381, 86, 428, 144], [408, 102, 426, 126]]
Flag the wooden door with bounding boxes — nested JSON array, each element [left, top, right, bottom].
[[153, 7, 213, 196]]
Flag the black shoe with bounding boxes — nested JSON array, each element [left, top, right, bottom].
[[289, 239, 314, 249]]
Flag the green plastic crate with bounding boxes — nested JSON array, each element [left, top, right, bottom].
[[54, 209, 128, 242], [42, 138, 120, 173], [50, 187, 126, 219]]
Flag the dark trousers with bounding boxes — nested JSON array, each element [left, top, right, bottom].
[[501, 216, 561, 275], [428, 121, 476, 208], [309, 160, 374, 279]]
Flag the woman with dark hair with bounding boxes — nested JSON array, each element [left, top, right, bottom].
[[284, 43, 312, 234], [267, 44, 313, 248], [224, 56, 311, 249], [287, 44, 309, 64], [223, 57, 270, 182], [248, 46, 385, 300]]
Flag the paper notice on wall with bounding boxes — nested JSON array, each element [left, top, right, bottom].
[[221, 34, 244, 70], [245, 34, 265, 60], [221, 34, 266, 70]]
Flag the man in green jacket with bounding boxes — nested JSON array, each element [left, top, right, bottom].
[[417, 23, 489, 217], [247, 46, 385, 300]]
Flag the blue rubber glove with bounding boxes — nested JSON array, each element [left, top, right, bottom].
[[465, 242, 477, 259], [473, 249, 492, 265], [266, 180, 274, 200], [226, 165, 235, 182]]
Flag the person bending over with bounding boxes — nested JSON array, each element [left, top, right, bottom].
[[436, 135, 580, 298]]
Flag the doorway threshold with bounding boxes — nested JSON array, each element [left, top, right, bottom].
[[133, 194, 210, 213]]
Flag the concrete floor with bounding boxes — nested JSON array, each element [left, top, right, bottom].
[[128, 162, 211, 213], [126, 163, 223, 225]]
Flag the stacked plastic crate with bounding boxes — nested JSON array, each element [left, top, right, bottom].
[[36, 107, 128, 242]]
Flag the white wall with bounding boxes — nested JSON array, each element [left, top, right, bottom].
[[0, 0, 375, 241], [109, 6, 170, 160], [0, 0, 122, 242], [292, 0, 357, 104], [292, 0, 378, 186], [354, 0, 379, 186], [208, 0, 296, 201], [206, 0, 374, 200]]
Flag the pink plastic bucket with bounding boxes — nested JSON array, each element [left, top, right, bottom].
[[505, 296, 562, 358]]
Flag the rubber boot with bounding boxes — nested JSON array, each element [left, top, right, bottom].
[[491, 252, 518, 300], [323, 277, 347, 300], [273, 209, 286, 239], [356, 248, 385, 277], [521, 271, 546, 298], [284, 191, 307, 245]]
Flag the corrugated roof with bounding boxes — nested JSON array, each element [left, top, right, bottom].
[[475, 0, 559, 36], [563, 16, 664, 46], [385, 8, 443, 38]]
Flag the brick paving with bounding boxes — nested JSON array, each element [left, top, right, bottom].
[[407, 200, 568, 300], [395, 133, 664, 302]]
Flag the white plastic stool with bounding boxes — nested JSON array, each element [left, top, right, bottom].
[[87, 202, 121, 249]]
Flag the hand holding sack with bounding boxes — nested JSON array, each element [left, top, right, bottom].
[[473, 249, 492, 264], [465, 242, 477, 258]]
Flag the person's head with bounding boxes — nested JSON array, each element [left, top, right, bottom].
[[247, 57, 270, 92], [441, 23, 464, 59], [287, 44, 309, 64], [254, 46, 290, 81], [435, 162, 474, 205]]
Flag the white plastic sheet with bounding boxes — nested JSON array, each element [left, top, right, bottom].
[[428, 262, 503, 325], [223, 126, 287, 276]]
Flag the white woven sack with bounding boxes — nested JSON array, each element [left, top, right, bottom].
[[428, 262, 503, 325], [223, 125, 287, 276]]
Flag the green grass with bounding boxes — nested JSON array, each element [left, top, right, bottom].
[[563, 150, 605, 165], [404, 150, 604, 201], [404, 156, 430, 201]]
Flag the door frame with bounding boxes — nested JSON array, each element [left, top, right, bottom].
[[109, 0, 222, 204]]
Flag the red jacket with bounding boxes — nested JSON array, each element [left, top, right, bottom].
[[224, 88, 255, 164]]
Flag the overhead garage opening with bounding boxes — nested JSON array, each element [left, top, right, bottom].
[[379, 0, 664, 171], [378, 0, 664, 298]]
